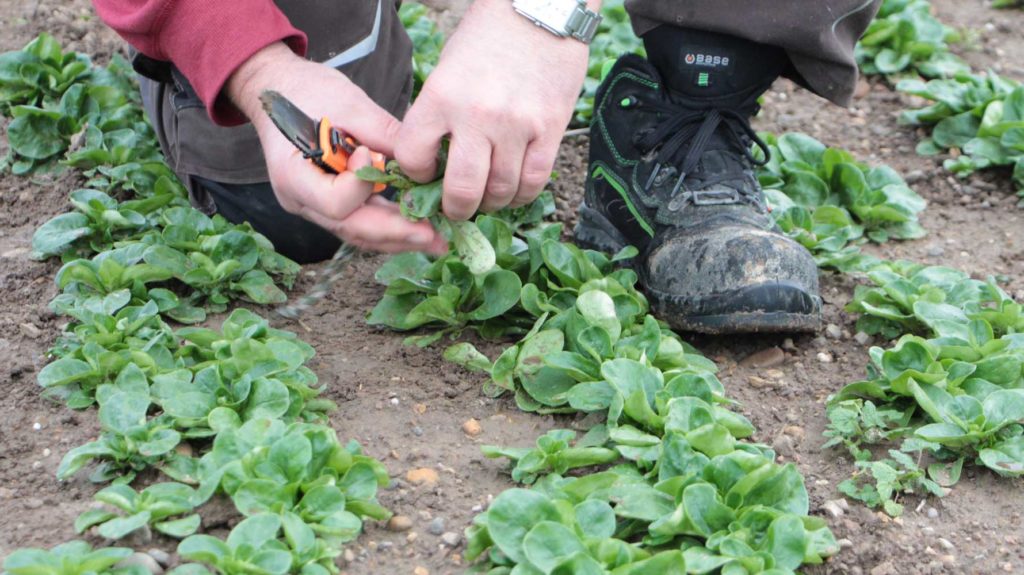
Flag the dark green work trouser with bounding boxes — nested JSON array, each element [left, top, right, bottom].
[[138, 0, 881, 263]]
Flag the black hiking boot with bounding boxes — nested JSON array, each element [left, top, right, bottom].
[[574, 27, 821, 334]]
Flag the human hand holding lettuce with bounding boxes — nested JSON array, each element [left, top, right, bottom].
[[227, 0, 591, 260]]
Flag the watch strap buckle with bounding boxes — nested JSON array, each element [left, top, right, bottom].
[[567, 2, 601, 43]]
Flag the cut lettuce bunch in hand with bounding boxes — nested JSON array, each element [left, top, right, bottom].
[[357, 159, 513, 276]]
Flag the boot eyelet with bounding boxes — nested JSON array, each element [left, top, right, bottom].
[[619, 95, 638, 109]]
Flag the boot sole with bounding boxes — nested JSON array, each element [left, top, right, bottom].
[[574, 202, 821, 335]]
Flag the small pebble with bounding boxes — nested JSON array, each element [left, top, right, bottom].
[[937, 538, 954, 551], [143, 548, 168, 564], [32, 422, 42, 431], [116, 552, 163, 574], [414, 567, 430, 575], [42, 448, 51, 457], [781, 337, 797, 351], [926, 507, 939, 519], [462, 418, 482, 437], [823, 500, 845, 518], [825, 323, 842, 339], [838, 538, 854, 549], [343, 549, 356, 563], [940, 555, 956, 565], [904, 169, 926, 184], [441, 532, 462, 547], [406, 468, 439, 486], [146, 549, 171, 567], [403, 466, 436, 482], [428, 517, 446, 536], [19, 323, 42, 338], [817, 351, 833, 363], [387, 515, 413, 532], [390, 397, 400, 406], [740, 347, 786, 368], [853, 331, 872, 345], [412, 426, 424, 437]]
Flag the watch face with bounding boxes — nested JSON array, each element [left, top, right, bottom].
[[513, 0, 577, 29]]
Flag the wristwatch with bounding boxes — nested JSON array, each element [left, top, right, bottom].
[[512, 0, 602, 44]]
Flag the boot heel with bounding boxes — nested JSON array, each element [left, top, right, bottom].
[[573, 202, 630, 254]]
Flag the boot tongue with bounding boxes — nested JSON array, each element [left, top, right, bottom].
[[643, 26, 788, 110]]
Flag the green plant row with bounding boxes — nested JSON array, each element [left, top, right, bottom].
[[822, 260, 1024, 514], [898, 72, 1024, 203], [855, 0, 969, 80], [860, 1, 1024, 203], [353, 128, 938, 572], [757, 132, 926, 272], [1, 35, 393, 575], [363, 188, 839, 574]]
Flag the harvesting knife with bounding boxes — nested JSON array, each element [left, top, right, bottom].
[[259, 90, 386, 190], [259, 90, 387, 319]]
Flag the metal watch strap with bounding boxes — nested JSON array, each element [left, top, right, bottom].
[[565, 1, 601, 43], [512, 0, 602, 44]]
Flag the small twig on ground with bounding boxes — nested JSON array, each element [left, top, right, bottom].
[[563, 127, 590, 139]]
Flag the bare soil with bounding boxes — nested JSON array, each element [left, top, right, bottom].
[[1, 0, 1023, 573]]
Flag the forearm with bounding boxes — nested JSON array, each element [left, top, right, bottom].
[[225, 42, 300, 131]]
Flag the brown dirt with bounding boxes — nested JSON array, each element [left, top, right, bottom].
[[2, 0, 1023, 573]]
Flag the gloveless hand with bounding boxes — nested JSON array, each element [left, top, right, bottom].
[[227, 42, 448, 255], [395, 0, 593, 220]]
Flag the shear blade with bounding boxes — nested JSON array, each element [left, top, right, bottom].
[[260, 90, 319, 157]]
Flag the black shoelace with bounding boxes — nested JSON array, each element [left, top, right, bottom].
[[634, 101, 771, 203]]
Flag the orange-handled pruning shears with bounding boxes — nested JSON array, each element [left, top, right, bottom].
[[261, 89, 393, 320], [259, 90, 386, 191]]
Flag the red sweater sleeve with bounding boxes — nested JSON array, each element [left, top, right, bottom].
[[91, 0, 308, 125]]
